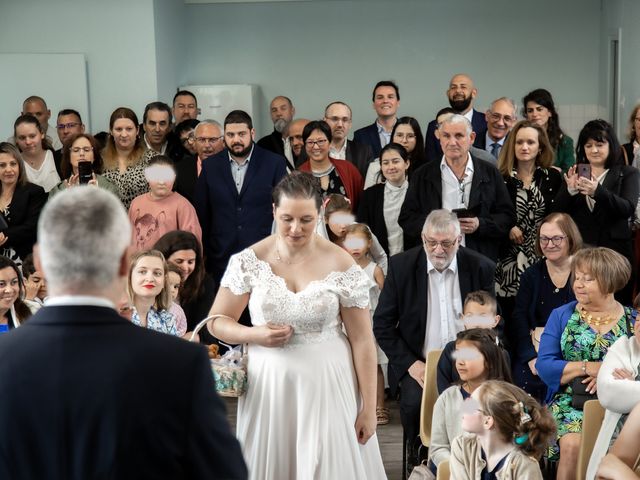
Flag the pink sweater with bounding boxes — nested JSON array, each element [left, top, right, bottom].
[[128, 192, 202, 251]]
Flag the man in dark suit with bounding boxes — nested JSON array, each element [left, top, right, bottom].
[[257, 95, 295, 157], [353, 80, 399, 158], [424, 74, 488, 162], [476, 97, 517, 161], [324, 101, 374, 178], [196, 110, 287, 281], [374, 209, 495, 472], [0, 187, 247, 479], [399, 114, 515, 261]]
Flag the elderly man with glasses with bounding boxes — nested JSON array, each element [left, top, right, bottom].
[[481, 97, 518, 161]]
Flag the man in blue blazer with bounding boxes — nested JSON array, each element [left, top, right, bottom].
[[196, 110, 287, 281], [353, 80, 399, 158], [424, 74, 488, 162], [0, 187, 247, 479]]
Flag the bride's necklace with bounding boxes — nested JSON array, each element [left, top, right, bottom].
[[274, 237, 315, 265]]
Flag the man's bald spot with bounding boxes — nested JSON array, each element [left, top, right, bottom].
[[449, 73, 475, 89], [23, 95, 48, 110]]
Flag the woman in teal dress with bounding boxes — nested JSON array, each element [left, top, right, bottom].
[[537, 247, 635, 480]]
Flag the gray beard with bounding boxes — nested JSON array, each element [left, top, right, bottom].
[[274, 118, 288, 133]]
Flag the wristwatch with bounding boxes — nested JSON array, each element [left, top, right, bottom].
[[582, 360, 588, 375]]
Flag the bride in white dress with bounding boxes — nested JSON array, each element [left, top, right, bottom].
[[208, 171, 387, 479]]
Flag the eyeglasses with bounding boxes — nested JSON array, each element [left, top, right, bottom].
[[539, 235, 566, 246], [423, 238, 458, 250], [306, 139, 328, 147], [394, 133, 416, 141], [180, 134, 194, 145], [71, 147, 93, 154], [57, 122, 81, 130], [488, 112, 515, 124], [196, 136, 223, 144]]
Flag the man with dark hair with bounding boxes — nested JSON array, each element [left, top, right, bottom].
[[53, 109, 85, 176], [257, 95, 295, 157], [172, 90, 198, 124], [195, 110, 287, 280], [353, 80, 400, 157], [286, 118, 310, 167], [142, 101, 173, 154], [324, 101, 374, 177], [424, 73, 488, 162]]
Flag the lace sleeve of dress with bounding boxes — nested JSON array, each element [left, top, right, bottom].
[[220, 249, 255, 295], [332, 265, 374, 309]]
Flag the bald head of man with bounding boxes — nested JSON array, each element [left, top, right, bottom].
[[287, 118, 310, 159], [446, 74, 478, 114], [22, 96, 51, 133]]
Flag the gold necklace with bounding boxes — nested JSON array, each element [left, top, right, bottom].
[[274, 237, 314, 265], [579, 306, 617, 327]]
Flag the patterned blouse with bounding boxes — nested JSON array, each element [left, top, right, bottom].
[[131, 306, 178, 336], [102, 149, 156, 209]]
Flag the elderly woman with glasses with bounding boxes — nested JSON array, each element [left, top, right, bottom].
[[298, 120, 364, 210], [511, 213, 582, 402]]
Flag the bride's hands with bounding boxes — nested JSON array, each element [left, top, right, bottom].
[[355, 409, 377, 445], [251, 323, 294, 347]]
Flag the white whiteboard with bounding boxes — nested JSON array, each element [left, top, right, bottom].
[[0, 53, 90, 141]]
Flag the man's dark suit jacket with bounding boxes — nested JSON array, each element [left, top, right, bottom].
[[373, 246, 495, 393], [195, 144, 287, 280], [424, 109, 488, 162], [345, 140, 374, 178], [174, 154, 199, 204], [353, 122, 385, 158], [257, 129, 284, 156], [0, 305, 247, 479], [398, 155, 515, 261]]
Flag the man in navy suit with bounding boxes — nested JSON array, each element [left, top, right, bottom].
[[353, 80, 399, 158], [196, 110, 287, 281], [478, 97, 517, 161], [424, 74, 488, 162], [0, 187, 247, 479]]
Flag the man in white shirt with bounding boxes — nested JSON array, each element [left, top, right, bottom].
[[324, 101, 373, 177], [483, 97, 518, 161], [142, 102, 172, 154], [257, 95, 295, 158], [353, 81, 400, 158]]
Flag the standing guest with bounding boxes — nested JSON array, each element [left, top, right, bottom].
[[287, 118, 311, 167], [554, 119, 639, 302], [537, 247, 635, 480], [141, 102, 172, 155], [128, 155, 201, 251], [154, 231, 218, 344], [21, 253, 47, 313], [511, 213, 582, 401], [621, 104, 640, 165], [324, 194, 353, 248], [195, 110, 286, 281], [127, 250, 177, 336], [450, 380, 556, 480], [0, 187, 246, 479], [9, 96, 62, 150], [0, 256, 32, 331], [49, 133, 118, 197], [257, 95, 295, 157], [53, 109, 85, 174], [171, 90, 198, 124], [358, 143, 411, 255], [207, 171, 386, 479], [495, 120, 562, 335], [480, 97, 518, 161], [523, 88, 575, 172], [170, 118, 199, 162], [0, 143, 47, 264], [298, 120, 364, 210], [101, 107, 151, 209], [13, 114, 60, 192], [354, 80, 400, 158]]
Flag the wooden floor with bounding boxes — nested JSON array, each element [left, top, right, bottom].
[[224, 397, 404, 480]]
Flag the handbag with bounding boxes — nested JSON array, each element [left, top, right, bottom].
[[190, 316, 248, 397], [530, 326, 545, 353], [408, 461, 436, 480], [569, 376, 595, 410]]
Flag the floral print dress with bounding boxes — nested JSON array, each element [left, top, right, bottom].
[[547, 306, 633, 459]]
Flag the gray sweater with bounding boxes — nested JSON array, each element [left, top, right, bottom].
[[429, 385, 465, 467]]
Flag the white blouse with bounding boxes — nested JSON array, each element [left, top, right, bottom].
[[23, 149, 60, 193], [383, 180, 408, 256]]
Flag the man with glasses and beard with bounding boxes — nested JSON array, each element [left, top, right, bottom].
[[195, 110, 287, 281], [424, 74, 488, 162], [258, 96, 295, 157]]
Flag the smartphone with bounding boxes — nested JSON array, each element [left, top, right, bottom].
[[577, 163, 591, 179], [452, 208, 475, 219], [77, 161, 93, 184]]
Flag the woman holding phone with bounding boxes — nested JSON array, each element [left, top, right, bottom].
[[554, 119, 639, 301], [49, 133, 118, 197]]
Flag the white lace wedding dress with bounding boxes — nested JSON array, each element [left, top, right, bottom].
[[221, 249, 387, 480]]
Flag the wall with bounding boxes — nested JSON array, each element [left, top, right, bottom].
[[184, 0, 602, 139], [0, 0, 158, 133], [153, 0, 188, 107]]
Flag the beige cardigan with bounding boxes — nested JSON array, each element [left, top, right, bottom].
[[450, 433, 543, 480]]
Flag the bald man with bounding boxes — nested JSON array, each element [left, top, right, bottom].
[[286, 118, 310, 168], [424, 74, 487, 162], [257, 96, 295, 157], [10, 96, 63, 150]]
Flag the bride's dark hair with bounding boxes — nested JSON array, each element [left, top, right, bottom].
[[272, 171, 322, 210]]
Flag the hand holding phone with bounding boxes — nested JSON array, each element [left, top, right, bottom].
[[577, 163, 591, 179], [77, 161, 93, 185]]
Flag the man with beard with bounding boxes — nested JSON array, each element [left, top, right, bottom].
[[374, 209, 495, 474], [257, 96, 295, 157], [285, 118, 310, 169], [353, 81, 400, 158], [424, 74, 487, 162], [324, 101, 374, 178], [195, 110, 287, 281]]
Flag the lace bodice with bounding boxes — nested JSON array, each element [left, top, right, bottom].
[[221, 249, 371, 346]]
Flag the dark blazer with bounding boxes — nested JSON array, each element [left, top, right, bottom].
[[0, 304, 247, 479], [257, 129, 285, 156], [373, 246, 496, 392], [424, 109, 488, 162], [195, 144, 287, 281], [553, 164, 640, 261], [174, 154, 199, 204], [357, 183, 410, 255], [2, 182, 47, 259], [398, 155, 516, 261], [345, 140, 374, 178], [353, 122, 384, 158], [622, 142, 634, 165]]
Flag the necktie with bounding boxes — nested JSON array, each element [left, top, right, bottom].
[[491, 142, 501, 159]]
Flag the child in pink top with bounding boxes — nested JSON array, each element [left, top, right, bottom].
[[128, 155, 202, 251]]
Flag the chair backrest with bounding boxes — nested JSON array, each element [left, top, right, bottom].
[[436, 460, 450, 480], [576, 399, 605, 480], [419, 348, 443, 447]]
